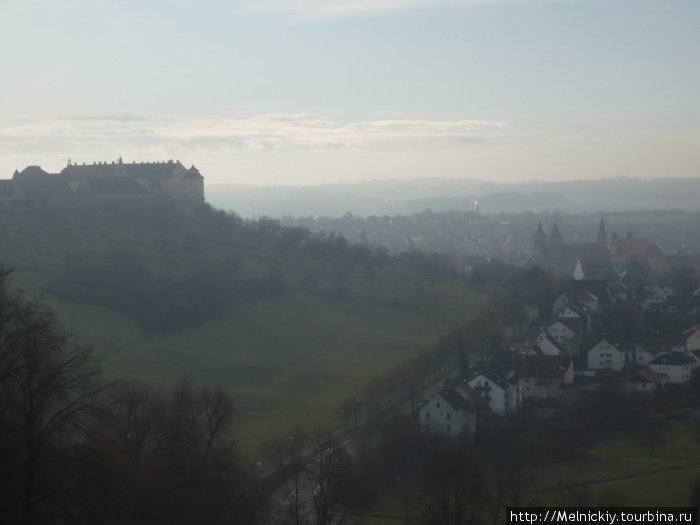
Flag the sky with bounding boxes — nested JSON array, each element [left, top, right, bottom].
[[0, 0, 698, 186]]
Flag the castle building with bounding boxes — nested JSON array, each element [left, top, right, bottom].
[[3, 158, 204, 204]]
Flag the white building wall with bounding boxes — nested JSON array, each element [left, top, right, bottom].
[[587, 340, 625, 372], [649, 361, 696, 384], [420, 394, 468, 436]]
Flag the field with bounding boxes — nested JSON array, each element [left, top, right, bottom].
[[352, 420, 700, 523], [531, 420, 700, 506], [10, 260, 488, 458]]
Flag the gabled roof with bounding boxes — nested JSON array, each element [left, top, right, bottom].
[[470, 367, 520, 390], [585, 337, 625, 353], [438, 387, 473, 412], [633, 368, 666, 383], [682, 325, 700, 338], [650, 351, 696, 366], [539, 330, 567, 354], [562, 302, 589, 318], [14, 165, 51, 179], [555, 317, 583, 334], [636, 333, 686, 354], [515, 355, 562, 380], [612, 237, 665, 258]]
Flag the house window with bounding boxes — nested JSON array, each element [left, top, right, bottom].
[[446, 425, 451, 432], [426, 413, 430, 419], [436, 402, 440, 408], [446, 413, 450, 420]]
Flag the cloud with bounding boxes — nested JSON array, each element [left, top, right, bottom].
[[0, 112, 512, 159], [60, 113, 148, 123], [241, 0, 540, 19]]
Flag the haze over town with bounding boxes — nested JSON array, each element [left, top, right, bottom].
[[3, 1, 700, 522], [1, 0, 698, 186]]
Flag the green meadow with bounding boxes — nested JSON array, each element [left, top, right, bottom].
[[37, 271, 485, 457]]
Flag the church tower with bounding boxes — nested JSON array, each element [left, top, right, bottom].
[[597, 217, 608, 249], [533, 221, 548, 261], [549, 222, 563, 256]]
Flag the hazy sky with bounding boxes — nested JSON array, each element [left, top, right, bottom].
[[1, 0, 698, 185]]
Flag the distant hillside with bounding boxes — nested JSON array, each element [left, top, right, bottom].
[[206, 177, 700, 218]]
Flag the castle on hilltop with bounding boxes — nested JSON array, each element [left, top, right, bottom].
[[0, 158, 204, 205], [534, 218, 666, 278]]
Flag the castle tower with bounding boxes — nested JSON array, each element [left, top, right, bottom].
[[597, 217, 608, 249]]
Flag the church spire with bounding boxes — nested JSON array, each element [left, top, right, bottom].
[[533, 222, 548, 261], [597, 217, 608, 248], [549, 222, 563, 254]]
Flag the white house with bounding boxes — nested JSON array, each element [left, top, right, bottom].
[[552, 294, 569, 316], [538, 331, 567, 357], [543, 320, 580, 344], [465, 368, 522, 416], [632, 344, 662, 366], [587, 338, 626, 372], [557, 302, 591, 332], [683, 326, 700, 352], [420, 389, 476, 437], [649, 352, 698, 384], [515, 355, 566, 400]]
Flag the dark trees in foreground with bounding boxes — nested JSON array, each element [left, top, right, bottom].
[[0, 268, 257, 524], [0, 267, 102, 524]]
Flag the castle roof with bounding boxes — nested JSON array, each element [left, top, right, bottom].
[[60, 160, 203, 180], [14, 165, 51, 179]]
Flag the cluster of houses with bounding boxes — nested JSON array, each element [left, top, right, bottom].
[[420, 279, 700, 438]]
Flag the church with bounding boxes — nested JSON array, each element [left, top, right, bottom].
[[533, 219, 666, 278]]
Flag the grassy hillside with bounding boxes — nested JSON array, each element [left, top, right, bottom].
[[1, 199, 487, 456]]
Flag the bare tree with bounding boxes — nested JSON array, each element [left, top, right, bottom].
[[200, 385, 235, 457], [101, 379, 158, 464], [0, 268, 102, 524], [308, 433, 353, 525], [419, 444, 491, 525]]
